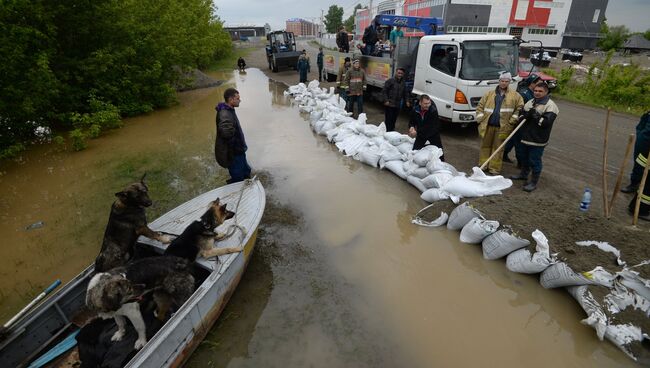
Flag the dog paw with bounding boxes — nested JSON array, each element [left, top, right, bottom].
[[235, 246, 244, 253], [158, 234, 172, 244], [134, 338, 147, 350], [111, 330, 125, 342]]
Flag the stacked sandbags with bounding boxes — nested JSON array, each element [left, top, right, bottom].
[[285, 81, 512, 203], [481, 226, 530, 260], [506, 230, 556, 274]]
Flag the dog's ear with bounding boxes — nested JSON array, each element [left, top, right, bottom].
[[140, 173, 147, 185], [115, 191, 128, 200], [213, 198, 221, 206], [200, 207, 216, 229]]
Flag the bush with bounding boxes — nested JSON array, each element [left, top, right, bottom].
[[69, 129, 87, 151]]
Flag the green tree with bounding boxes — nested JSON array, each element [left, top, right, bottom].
[[343, 4, 363, 33], [644, 29, 650, 40], [324, 5, 344, 33], [0, 0, 232, 155], [598, 25, 630, 51]]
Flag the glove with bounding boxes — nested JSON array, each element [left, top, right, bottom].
[[527, 109, 541, 122], [363, 85, 367, 91]]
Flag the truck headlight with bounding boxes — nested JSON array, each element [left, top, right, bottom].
[[459, 114, 474, 121]]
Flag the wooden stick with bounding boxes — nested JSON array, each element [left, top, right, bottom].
[[608, 134, 635, 217], [633, 147, 650, 226], [602, 108, 611, 217], [480, 119, 526, 171]]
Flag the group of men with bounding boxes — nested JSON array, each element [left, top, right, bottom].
[[215, 54, 649, 221]]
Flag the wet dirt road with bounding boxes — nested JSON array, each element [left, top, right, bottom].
[[0, 68, 637, 367]]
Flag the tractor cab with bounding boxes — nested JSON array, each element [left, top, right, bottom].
[[265, 31, 301, 72]]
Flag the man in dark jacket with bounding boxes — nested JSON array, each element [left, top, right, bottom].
[[622, 111, 650, 194], [362, 23, 378, 56], [510, 82, 559, 192], [383, 67, 406, 132], [504, 74, 541, 164], [408, 94, 444, 160], [624, 111, 650, 221], [215, 88, 251, 183], [336, 26, 349, 53], [317, 47, 324, 82]]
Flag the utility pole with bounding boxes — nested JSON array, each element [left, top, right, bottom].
[[321, 9, 324, 39]]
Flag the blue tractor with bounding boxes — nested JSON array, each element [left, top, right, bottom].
[[265, 31, 301, 73]]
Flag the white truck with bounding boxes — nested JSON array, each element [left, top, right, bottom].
[[323, 34, 521, 125]]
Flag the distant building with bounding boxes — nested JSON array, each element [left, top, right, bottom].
[[623, 34, 650, 54], [286, 18, 319, 36], [355, 0, 609, 49], [224, 24, 270, 40]]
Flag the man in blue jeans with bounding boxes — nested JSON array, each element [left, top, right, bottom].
[[214, 88, 251, 183]]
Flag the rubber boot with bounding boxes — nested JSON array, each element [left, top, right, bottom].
[[523, 173, 540, 192], [510, 167, 530, 181]]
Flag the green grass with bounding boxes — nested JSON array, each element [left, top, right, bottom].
[[208, 46, 257, 71]]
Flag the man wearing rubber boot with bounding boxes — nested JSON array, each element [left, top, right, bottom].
[[626, 111, 650, 221], [621, 111, 650, 194], [510, 82, 559, 192], [476, 72, 524, 175], [215, 88, 251, 184]]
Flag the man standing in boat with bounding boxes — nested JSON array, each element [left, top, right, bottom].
[[215, 88, 251, 183]]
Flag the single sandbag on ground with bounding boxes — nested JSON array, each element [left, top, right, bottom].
[[540, 262, 599, 288], [506, 230, 555, 274], [421, 188, 450, 202], [412, 211, 449, 227], [421, 172, 454, 189], [482, 227, 530, 260], [447, 202, 481, 230], [459, 217, 499, 244], [384, 160, 407, 179], [412, 145, 442, 166], [384, 131, 410, 146], [406, 175, 428, 193], [354, 144, 381, 168]]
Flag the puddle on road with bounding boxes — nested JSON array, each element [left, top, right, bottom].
[[0, 68, 634, 367]]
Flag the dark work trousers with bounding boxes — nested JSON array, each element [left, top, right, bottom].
[[228, 153, 251, 183], [630, 142, 647, 185], [413, 132, 445, 161], [503, 129, 522, 160], [384, 106, 399, 132], [517, 144, 545, 174], [318, 65, 323, 82], [629, 152, 649, 216], [348, 95, 363, 117]]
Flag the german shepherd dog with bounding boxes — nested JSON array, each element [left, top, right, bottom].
[[85, 256, 195, 350], [164, 198, 243, 261], [94, 174, 171, 272]]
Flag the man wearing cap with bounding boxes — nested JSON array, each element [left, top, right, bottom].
[[344, 59, 367, 118], [504, 73, 541, 164], [337, 57, 352, 110], [475, 72, 524, 175], [297, 50, 310, 83]]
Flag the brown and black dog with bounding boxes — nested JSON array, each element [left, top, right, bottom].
[[164, 198, 243, 261], [94, 174, 171, 272]]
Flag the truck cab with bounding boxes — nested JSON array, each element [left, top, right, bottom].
[[412, 35, 520, 124]]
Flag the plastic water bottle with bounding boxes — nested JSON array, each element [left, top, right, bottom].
[[579, 188, 592, 212]]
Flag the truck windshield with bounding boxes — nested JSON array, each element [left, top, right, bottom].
[[459, 40, 518, 80]]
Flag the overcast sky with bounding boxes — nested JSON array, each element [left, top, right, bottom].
[[214, 0, 649, 33]]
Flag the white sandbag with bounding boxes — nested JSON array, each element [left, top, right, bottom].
[[421, 172, 454, 189], [421, 188, 449, 202], [310, 110, 323, 122], [482, 227, 530, 260], [459, 218, 499, 244], [446, 202, 481, 230], [412, 211, 449, 227], [406, 175, 428, 193], [370, 136, 385, 146], [506, 229, 555, 274], [378, 143, 403, 165], [317, 121, 336, 136], [312, 119, 327, 133], [384, 160, 407, 179], [412, 146, 442, 166], [384, 131, 410, 146], [440, 168, 511, 200], [426, 159, 460, 176], [396, 142, 413, 154], [409, 167, 430, 179], [506, 248, 550, 274], [354, 145, 381, 168], [402, 161, 420, 175], [337, 135, 369, 156], [576, 240, 626, 266], [307, 80, 320, 90], [540, 262, 599, 289]]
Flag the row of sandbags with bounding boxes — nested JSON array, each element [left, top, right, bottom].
[[285, 81, 512, 204], [286, 81, 648, 361], [419, 201, 649, 362]]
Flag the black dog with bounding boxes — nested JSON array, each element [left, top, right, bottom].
[[94, 174, 171, 272], [164, 198, 242, 262], [86, 256, 195, 350]]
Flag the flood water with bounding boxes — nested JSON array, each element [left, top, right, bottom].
[[0, 68, 635, 367]]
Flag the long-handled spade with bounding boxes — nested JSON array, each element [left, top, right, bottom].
[[0, 280, 61, 341], [479, 119, 527, 171]]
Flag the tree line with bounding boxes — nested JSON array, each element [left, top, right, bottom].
[[0, 0, 232, 155]]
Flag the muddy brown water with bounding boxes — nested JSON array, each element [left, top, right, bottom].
[[0, 69, 636, 367]]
